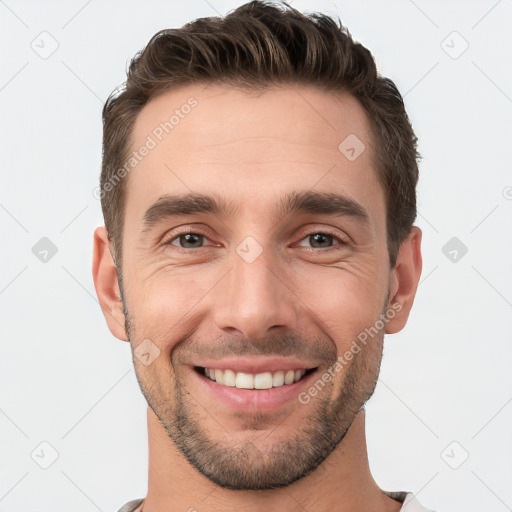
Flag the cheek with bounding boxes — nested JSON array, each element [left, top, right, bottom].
[[289, 259, 387, 346], [127, 265, 217, 345], [127, 248, 388, 353]]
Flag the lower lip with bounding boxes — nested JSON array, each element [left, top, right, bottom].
[[192, 367, 318, 412]]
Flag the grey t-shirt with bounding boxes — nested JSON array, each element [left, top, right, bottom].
[[117, 491, 437, 511]]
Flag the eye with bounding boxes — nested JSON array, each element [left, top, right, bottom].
[[166, 231, 212, 249], [297, 231, 348, 250], [163, 229, 348, 252]]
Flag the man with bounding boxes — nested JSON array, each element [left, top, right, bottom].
[[92, 1, 433, 510]]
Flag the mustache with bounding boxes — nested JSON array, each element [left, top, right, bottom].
[[175, 333, 338, 366]]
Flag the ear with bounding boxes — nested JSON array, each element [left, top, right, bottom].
[[385, 226, 423, 334], [92, 226, 128, 341]]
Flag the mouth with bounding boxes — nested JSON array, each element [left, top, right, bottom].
[[194, 366, 318, 390], [192, 364, 320, 412]]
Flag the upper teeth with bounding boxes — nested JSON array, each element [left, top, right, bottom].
[[203, 368, 307, 389]]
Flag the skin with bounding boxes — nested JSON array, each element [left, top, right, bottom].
[[92, 83, 422, 511]]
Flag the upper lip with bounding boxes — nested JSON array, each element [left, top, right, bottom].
[[193, 357, 319, 374]]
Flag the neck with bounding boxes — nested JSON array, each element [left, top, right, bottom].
[[140, 408, 402, 512]]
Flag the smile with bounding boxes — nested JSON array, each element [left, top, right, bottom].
[[198, 366, 317, 389]]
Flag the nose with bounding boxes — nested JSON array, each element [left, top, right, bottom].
[[212, 244, 298, 340]]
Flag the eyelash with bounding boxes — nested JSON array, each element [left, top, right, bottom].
[[163, 228, 349, 252]]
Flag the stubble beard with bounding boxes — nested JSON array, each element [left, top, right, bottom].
[[122, 285, 387, 490]]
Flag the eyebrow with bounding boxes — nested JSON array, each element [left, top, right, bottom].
[[140, 190, 370, 234]]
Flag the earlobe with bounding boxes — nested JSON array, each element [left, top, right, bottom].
[[385, 226, 423, 334], [92, 226, 129, 341]]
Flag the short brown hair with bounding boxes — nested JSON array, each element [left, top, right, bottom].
[[100, 0, 420, 279]]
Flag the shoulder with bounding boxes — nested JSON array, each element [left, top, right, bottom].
[[116, 498, 144, 512], [383, 490, 437, 511], [400, 492, 438, 512]]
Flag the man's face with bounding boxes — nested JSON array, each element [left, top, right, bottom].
[[119, 84, 393, 490]]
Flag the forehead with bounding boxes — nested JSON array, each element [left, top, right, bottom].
[[124, 83, 385, 233], [131, 83, 375, 163]]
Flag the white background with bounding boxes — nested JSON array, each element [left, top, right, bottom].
[[0, 1, 511, 511]]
